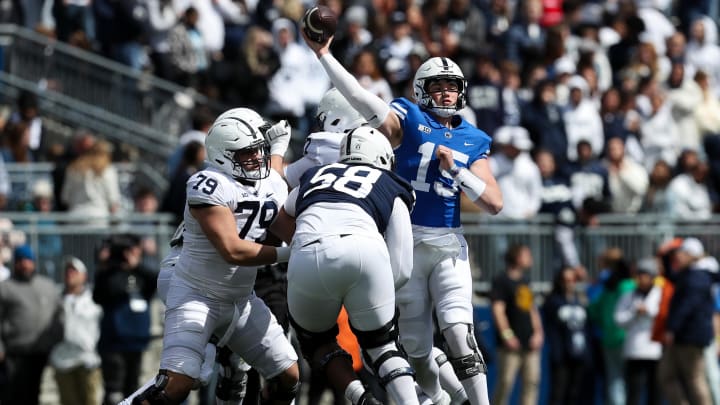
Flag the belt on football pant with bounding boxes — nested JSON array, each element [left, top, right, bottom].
[[301, 233, 351, 248]]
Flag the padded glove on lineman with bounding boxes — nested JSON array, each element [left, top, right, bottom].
[[266, 120, 291, 157]]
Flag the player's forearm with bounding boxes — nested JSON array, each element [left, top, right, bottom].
[[449, 166, 503, 215], [318, 53, 390, 129], [223, 241, 290, 266]]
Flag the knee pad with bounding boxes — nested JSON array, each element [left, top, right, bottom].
[[353, 317, 414, 388], [349, 313, 399, 350], [131, 371, 189, 405], [289, 314, 339, 358], [264, 375, 300, 403], [443, 324, 487, 380]]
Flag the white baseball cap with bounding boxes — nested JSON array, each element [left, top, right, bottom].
[[679, 237, 705, 258]]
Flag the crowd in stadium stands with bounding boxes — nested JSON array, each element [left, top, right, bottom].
[[0, 0, 719, 404]]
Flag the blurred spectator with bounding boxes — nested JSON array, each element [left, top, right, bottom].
[[466, 54, 506, 137], [173, 0, 229, 55], [535, 149, 582, 271], [588, 248, 635, 405], [504, 0, 546, 76], [694, 70, 720, 137], [378, 11, 417, 92], [614, 258, 663, 405], [490, 126, 542, 219], [605, 137, 649, 214], [608, 13, 645, 80], [93, 234, 157, 405], [686, 17, 720, 98], [482, 0, 513, 50], [266, 18, 319, 129], [27, 179, 62, 278], [659, 237, 717, 405], [167, 106, 213, 177], [442, 0, 487, 75], [145, 0, 180, 81], [61, 139, 121, 223], [52, 129, 96, 212], [162, 140, 205, 225], [641, 159, 673, 214], [708, 286, 720, 405], [640, 88, 681, 169], [0, 245, 64, 405], [0, 120, 34, 163], [563, 75, 604, 163], [216, 25, 279, 110], [167, 7, 209, 87], [49, 256, 103, 405], [666, 153, 713, 219], [52, 0, 96, 43], [8, 90, 44, 160], [0, 154, 9, 210], [541, 267, 590, 405], [93, 0, 148, 71], [331, 5, 372, 66], [569, 140, 611, 212], [490, 243, 544, 405], [521, 79, 570, 177], [131, 187, 161, 269], [665, 60, 703, 150], [345, 49, 391, 106]]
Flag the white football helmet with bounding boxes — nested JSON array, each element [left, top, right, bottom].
[[316, 88, 367, 133], [339, 127, 395, 170], [206, 108, 271, 180], [413, 57, 467, 117]]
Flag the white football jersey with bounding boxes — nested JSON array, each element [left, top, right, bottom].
[[174, 166, 289, 300], [284, 131, 344, 188]]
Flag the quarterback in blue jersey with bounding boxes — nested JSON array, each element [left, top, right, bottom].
[[303, 32, 503, 405]]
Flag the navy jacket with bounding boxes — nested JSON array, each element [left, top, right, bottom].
[[666, 257, 719, 347]]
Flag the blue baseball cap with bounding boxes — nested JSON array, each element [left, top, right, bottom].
[[14, 245, 35, 261]]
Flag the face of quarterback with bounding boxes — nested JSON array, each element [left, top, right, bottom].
[[426, 79, 460, 109]]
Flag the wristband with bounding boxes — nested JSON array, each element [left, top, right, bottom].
[[275, 246, 291, 263], [448, 164, 461, 178], [454, 167, 487, 201], [501, 328, 515, 340]]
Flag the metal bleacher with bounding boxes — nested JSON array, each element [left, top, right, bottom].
[[0, 23, 223, 192]]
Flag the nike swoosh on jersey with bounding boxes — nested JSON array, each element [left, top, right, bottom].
[[464, 142, 474, 146]]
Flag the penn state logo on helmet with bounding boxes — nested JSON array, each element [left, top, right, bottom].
[[339, 127, 395, 171], [413, 57, 467, 117]]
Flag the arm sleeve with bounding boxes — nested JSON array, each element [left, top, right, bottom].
[[385, 197, 413, 290], [319, 53, 390, 128], [284, 187, 300, 217], [285, 156, 319, 189]]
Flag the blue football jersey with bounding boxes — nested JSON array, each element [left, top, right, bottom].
[[390, 97, 492, 227], [296, 163, 415, 234]]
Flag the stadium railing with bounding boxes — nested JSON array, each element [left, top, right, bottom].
[[3, 208, 718, 293]]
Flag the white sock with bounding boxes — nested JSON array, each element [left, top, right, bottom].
[[409, 355, 444, 403], [432, 346, 467, 404], [345, 379, 366, 404], [118, 376, 156, 405]]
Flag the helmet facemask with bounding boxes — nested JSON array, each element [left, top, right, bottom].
[[227, 142, 271, 181]]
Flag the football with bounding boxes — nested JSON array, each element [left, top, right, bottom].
[[301, 5, 337, 44]]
